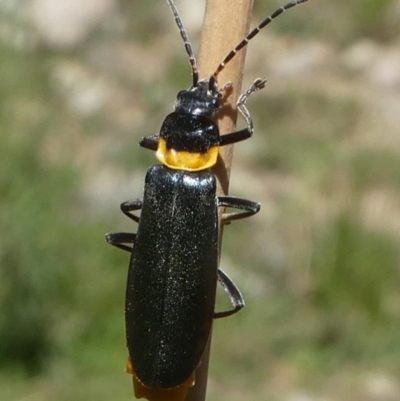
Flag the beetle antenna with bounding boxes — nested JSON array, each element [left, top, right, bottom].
[[211, 0, 309, 81], [166, 0, 199, 87]]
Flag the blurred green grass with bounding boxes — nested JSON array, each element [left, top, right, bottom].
[[1, 0, 400, 400]]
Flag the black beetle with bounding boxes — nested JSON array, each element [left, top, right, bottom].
[[106, 77, 263, 401], [106, 0, 309, 400]]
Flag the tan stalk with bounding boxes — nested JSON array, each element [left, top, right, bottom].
[[185, 1, 254, 400]]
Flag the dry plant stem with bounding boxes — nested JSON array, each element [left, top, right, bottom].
[[199, 0, 255, 195], [184, 1, 254, 401]]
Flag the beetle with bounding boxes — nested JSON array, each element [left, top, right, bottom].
[[106, 80, 263, 401], [106, 1, 309, 400]]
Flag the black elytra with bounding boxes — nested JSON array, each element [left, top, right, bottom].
[[105, 1, 309, 400]]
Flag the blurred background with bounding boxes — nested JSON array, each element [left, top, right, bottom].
[[1, 0, 400, 400]]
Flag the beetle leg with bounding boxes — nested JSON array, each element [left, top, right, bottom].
[[139, 134, 159, 151], [214, 268, 244, 318], [105, 232, 136, 253], [219, 78, 267, 146], [218, 196, 260, 224], [120, 198, 143, 223], [236, 78, 267, 136]]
